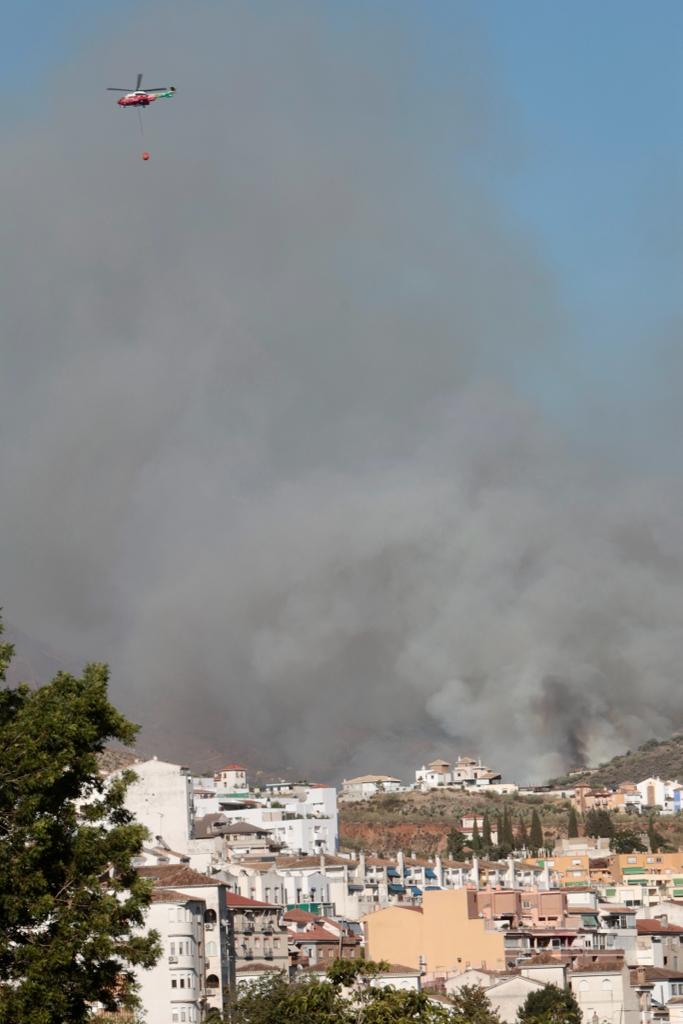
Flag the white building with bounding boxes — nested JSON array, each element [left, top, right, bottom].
[[215, 764, 249, 798], [636, 777, 668, 811], [341, 775, 402, 801], [216, 785, 338, 856], [123, 758, 194, 854], [415, 755, 502, 791], [570, 959, 640, 1024], [136, 889, 207, 1024], [138, 864, 234, 1016], [415, 759, 452, 789]]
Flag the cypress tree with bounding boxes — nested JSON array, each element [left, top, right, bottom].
[[517, 815, 528, 850], [530, 809, 543, 852], [471, 819, 482, 854], [447, 827, 466, 860], [504, 805, 514, 848], [482, 812, 492, 852], [568, 805, 579, 838]]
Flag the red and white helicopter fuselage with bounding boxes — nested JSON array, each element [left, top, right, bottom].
[[108, 74, 176, 108], [116, 88, 175, 107]]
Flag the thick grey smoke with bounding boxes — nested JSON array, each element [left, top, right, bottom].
[[1, 2, 681, 781]]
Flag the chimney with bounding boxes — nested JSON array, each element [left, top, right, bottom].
[[635, 967, 648, 986], [359, 850, 366, 879]]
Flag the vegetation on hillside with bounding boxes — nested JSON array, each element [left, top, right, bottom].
[[550, 734, 683, 788]]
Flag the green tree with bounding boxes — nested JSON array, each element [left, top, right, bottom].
[[231, 974, 348, 1024], [517, 984, 582, 1024], [611, 829, 647, 854], [326, 958, 388, 987], [471, 819, 482, 854], [482, 812, 493, 852], [516, 815, 529, 850], [446, 827, 466, 860], [503, 805, 514, 849], [362, 987, 450, 1023], [585, 809, 614, 839], [0, 622, 160, 1023], [529, 809, 543, 852], [567, 805, 579, 838], [450, 984, 501, 1023]]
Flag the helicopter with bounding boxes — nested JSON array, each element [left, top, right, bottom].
[[107, 72, 176, 108]]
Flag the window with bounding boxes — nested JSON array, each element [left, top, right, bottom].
[[169, 907, 176, 922], [180, 978, 185, 989], [628, 857, 637, 864], [207, 974, 220, 990], [170, 942, 176, 955], [172, 1012, 179, 1023], [180, 1011, 186, 1023], [206, 941, 217, 957], [172, 979, 177, 989]]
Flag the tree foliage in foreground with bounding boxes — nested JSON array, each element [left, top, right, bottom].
[[0, 620, 159, 1024], [516, 983, 582, 1024], [450, 984, 501, 1024], [229, 961, 456, 1023]]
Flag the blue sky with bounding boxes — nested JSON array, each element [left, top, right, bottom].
[[5, 0, 682, 449]]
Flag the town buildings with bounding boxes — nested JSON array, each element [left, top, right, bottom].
[[101, 750, 683, 1023]]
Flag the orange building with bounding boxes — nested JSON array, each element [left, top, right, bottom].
[[363, 888, 506, 976]]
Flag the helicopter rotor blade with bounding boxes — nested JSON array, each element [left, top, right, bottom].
[[107, 88, 132, 92], [136, 72, 143, 91]]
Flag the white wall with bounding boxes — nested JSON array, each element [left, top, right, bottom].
[[124, 759, 193, 854], [570, 968, 640, 1024], [136, 896, 205, 1024]]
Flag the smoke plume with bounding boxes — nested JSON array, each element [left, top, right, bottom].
[[1, 2, 681, 781]]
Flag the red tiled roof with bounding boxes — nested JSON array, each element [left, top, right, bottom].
[[236, 962, 282, 973], [150, 888, 203, 903], [288, 925, 359, 944], [637, 920, 683, 935], [284, 908, 318, 924], [226, 892, 279, 909], [276, 854, 348, 869], [138, 865, 219, 887], [630, 967, 683, 982], [572, 958, 624, 973], [380, 964, 422, 976], [221, 764, 246, 771]]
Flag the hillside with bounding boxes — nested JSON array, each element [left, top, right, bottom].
[[339, 788, 572, 858], [550, 735, 683, 789]]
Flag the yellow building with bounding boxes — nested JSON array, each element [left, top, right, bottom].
[[363, 889, 506, 976], [615, 852, 683, 898]]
